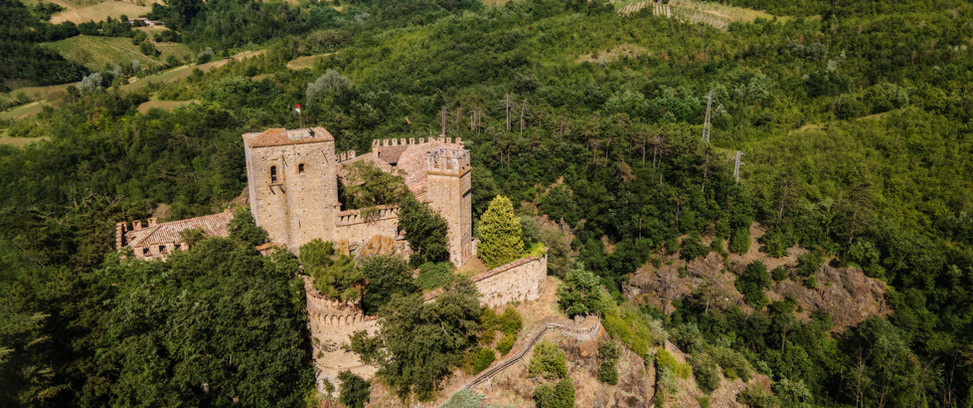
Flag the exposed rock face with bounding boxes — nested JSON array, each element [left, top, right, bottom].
[[624, 250, 890, 328], [771, 264, 890, 327]]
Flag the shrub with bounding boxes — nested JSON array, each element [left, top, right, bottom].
[[557, 262, 607, 317], [497, 333, 515, 355], [729, 228, 751, 255], [464, 347, 496, 375], [338, 371, 370, 408], [597, 341, 619, 385], [711, 346, 752, 382], [689, 353, 721, 394], [416, 262, 454, 290], [529, 341, 567, 380], [771, 266, 788, 282], [735, 261, 771, 309], [656, 348, 691, 379], [796, 252, 823, 277], [680, 234, 709, 261], [533, 377, 575, 408], [439, 388, 484, 408]]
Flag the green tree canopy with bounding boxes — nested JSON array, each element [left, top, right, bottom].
[[359, 255, 419, 315], [351, 279, 480, 401], [477, 196, 525, 269], [340, 161, 409, 210], [299, 239, 363, 301], [557, 262, 607, 318], [227, 207, 268, 247], [398, 194, 449, 264]]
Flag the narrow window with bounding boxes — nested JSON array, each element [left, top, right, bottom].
[[174, 243, 182, 251], [270, 166, 278, 183], [298, 163, 305, 174], [142, 248, 150, 256], [159, 245, 167, 254]]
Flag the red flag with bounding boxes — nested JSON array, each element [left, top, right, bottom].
[[295, 104, 301, 113]]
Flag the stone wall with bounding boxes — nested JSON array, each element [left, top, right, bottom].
[[473, 254, 548, 309], [303, 276, 379, 392], [333, 205, 401, 252]]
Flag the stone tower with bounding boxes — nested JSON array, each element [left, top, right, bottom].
[[425, 147, 472, 266], [243, 127, 338, 252]]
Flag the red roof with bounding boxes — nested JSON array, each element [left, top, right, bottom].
[[126, 210, 234, 248], [242, 127, 334, 148]]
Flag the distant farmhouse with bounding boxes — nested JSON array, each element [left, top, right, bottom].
[[127, 18, 164, 27]]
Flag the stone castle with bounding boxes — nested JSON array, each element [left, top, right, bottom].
[[241, 127, 473, 264], [116, 126, 548, 393]]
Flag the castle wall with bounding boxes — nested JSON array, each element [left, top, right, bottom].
[[473, 254, 548, 309], [334, 206, 401, 249], [303, 276, 379, 391]]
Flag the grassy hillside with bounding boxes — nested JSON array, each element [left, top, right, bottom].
[[42, 35, 190, 70]]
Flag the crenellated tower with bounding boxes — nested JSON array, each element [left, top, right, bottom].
[[425, 147, 473, 266], [243, 127, 339, 252]]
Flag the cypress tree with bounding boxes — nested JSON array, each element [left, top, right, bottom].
[[478, 196, 525, 268]]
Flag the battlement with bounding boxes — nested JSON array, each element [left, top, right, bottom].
[[337, 150, 357, 163], [115, 218, 158, 249], [370, 136, 464, 148], [335, 204, 400, 227], [426, 147, 471, 174], [303, 276, 377, 326]]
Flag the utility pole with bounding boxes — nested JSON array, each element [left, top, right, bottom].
[[734, 151, 745, 183], [702, 90, 713, 144]]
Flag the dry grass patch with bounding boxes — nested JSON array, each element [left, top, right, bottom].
[[136, 99, 198, 113], [50, 1, 152, 24], [286, 53, 334, 70], [0, 136, 50, 148], [577, 43, 650, 64]]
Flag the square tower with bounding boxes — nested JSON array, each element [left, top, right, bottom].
[[243, 127, 338, 252], [425, 148, 473, 266]]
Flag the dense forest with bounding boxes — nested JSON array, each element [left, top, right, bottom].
[[1, 0, 972, 406]]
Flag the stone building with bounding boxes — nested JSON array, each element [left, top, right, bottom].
[[242, 127, 473, 265], [115, 209, 234, 260]]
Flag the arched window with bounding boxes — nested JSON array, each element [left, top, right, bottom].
[[298, 163, 305, 174], [270, 166, 278, 183]]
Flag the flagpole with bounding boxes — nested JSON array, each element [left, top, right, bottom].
[[296, 104, 303, 129]]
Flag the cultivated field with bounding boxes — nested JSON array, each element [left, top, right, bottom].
[[50, 1, 153, 24], [617, 0, 780, 29], [42, 35, 191, 71]]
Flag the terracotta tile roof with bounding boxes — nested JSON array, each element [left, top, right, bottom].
[[336, 153, 395, 184], [242, 127, 333, 148], [126, 210, 234, 248]]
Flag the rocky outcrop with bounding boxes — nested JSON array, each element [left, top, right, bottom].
[[624, 249, 889, 328]]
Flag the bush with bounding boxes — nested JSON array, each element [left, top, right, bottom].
[[689, 353, 721, 394], [729, 228, 751, 255], [656, 348, 691, 379], [416, 262, 454, 290], [597, 341, 619, 385], [228, 207, 268, 246], [534, 377, 575, 408], [529, 341, 567, 380], [338, 371, 370, 408], [772, 266, 788, 282], [711, 346, 751, 382], [497, 333, 515, 355], [680, 234, 709, 261], [464, 347, 496, 375], [439, 388, 484, 408], [735, 261, 771, 309], [796, 252, 823, 277]]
